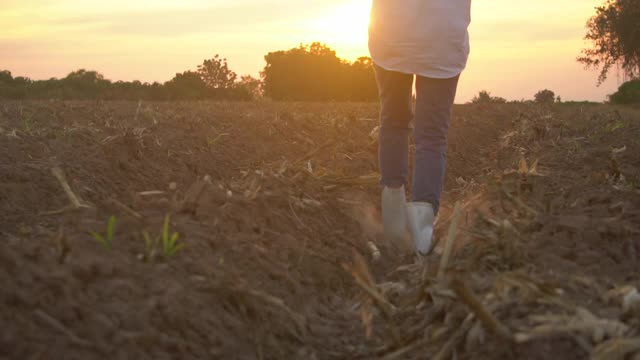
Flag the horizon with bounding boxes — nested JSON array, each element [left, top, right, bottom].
[[0, 0, 624, 102]]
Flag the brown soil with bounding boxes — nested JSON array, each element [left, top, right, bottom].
[[1, 100, 639, 360]]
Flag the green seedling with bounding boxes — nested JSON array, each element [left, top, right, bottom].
[[142, 230, 158, 261], [162, 214, 184, 257], [89, 215, 116, 250], [605, 120, 625, 133], [142, 214, 184, 260]]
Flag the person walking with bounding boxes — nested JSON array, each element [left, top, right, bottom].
[[369, 0, 471, 255]]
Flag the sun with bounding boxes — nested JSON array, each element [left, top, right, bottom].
[[307, 0, 372, 43], [302, 0, 372, 60]]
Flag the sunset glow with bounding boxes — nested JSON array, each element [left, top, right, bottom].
[[306, 0, 371, 49], [0, 0, 621, 102]]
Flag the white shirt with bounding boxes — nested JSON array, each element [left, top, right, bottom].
[[368, 0, 471, 79]]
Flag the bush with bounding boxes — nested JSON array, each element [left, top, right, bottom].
[[469, 90, 507, 104], [534, 89, 556, 104], [262, 43, 377, 101], [609, 79, 640, 104], [0, 70, 12, 84]]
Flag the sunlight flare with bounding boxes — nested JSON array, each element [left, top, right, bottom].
[[307, 0, 372, 44]]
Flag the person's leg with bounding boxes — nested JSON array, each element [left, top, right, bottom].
[[374, 64, 414, 243], [406, 74, 459, 255], [412, 74, 460, 215], [374, 65, 414, 188]]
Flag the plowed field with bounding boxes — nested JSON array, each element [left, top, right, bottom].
[[1, 101, 639, 359]]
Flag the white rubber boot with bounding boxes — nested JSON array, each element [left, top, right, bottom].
[[381, 186, 407, 242], [406, 202, 436, 255]]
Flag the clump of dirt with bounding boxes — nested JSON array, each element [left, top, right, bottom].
[[1, 100, 639, 359]]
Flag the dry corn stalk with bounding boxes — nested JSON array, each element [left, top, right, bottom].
[[592, 338, 640, 360], [51, 166, 91, 209], [438, 201, 462, 279], [451, 278, 513, 342], [323, 173, 379, 186], [516, 308, 629, 344], [344, 251, 401, 345]]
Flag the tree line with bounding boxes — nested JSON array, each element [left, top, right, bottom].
[[468, 89, 562, 105], [0, 42, 376, 102], [0, 55, 261, 101], [1, 0, 639, 105]]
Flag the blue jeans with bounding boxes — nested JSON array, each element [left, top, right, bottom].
[[375, 65, 460, 215]]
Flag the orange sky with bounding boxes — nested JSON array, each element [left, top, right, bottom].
[[0, 0, 622, 102]]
